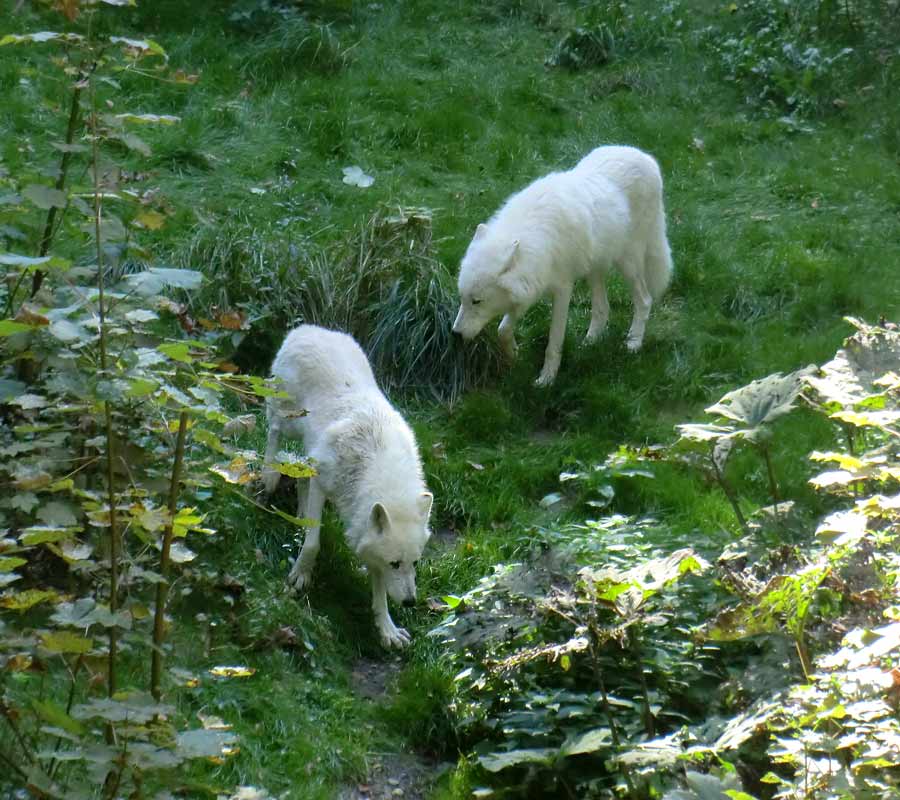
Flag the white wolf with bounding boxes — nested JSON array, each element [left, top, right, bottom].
[[452, 145, 673, 386], [263, 325, 433, 649]]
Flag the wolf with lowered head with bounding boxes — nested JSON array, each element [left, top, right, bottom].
[[263, 325, 433, 649]]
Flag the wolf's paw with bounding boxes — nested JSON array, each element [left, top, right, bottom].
[[500, 338, 519, 361], [583, 324, 607, 345], [625, 335, 643, 353], [534, 368, 557, 388], [287, 562, 312, 593], [378, 623, 411, 649]]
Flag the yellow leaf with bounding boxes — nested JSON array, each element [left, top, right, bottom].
[[0, 588, 61, 611], [40, 630, 93, 654], [133, 209, 166, 230], [209, 665, 256, 679]]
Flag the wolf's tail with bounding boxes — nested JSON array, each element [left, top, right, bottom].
[[644, 192, 673, 301]]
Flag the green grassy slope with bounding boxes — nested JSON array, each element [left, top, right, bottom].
[[1, 0, 898, 797]]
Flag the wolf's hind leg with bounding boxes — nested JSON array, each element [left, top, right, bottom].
[[625, 271, 652, 352], [584, 272, 610, 344], [287, 477, 324, 592]]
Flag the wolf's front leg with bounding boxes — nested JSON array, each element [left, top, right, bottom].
[[287, 477, 324, 592], [371, 571, 410, 649], [498, 312, 519, 360], [536, 286, 573, 387]]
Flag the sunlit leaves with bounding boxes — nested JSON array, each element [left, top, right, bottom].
[[40, 630, 93, 654], [0, 588, 61, 612], [0, 31, 85, 46], [209, 665, 257, 679], [706, 366, 815, 431], [124, 267, 203, 296], [114, 112, 180, 125]]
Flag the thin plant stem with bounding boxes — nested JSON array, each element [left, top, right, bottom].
[[31, 70, 84, 298], [0, 748, 28, 780], [762, 445, 781, 518], [48, 654, 85, 780], [2, 703, 36, 765], [150, 410, 189, 701], [86, 42, 120, 705], [630, 628, 655, 737], [710, 451, 749, 533]]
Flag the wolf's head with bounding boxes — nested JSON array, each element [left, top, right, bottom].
[[453, 223, 519, 339], [356, 493, 433, 605]]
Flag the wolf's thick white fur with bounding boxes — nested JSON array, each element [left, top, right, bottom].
[[263, 325, 433, 649], [453, 145, 673, 386]]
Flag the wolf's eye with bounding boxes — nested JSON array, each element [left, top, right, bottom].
[[390, 560, 401, 570], [471, 298, 482, 306]]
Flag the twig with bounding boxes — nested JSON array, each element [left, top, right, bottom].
[[150, 410, 189, 701]]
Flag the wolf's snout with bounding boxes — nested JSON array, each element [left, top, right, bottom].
[[402, 597, 416, 608]]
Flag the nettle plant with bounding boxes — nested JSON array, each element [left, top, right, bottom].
[[661, 319, 900, 799], [431, 516, 716, 798], [0, 4, 293, 796]]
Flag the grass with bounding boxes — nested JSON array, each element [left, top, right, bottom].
[[1, 0, 899, 796]]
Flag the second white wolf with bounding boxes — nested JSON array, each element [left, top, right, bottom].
[[452, 145, 673, 386], [263, 325, 433, 649]]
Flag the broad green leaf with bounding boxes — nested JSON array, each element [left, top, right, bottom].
[[815, 509, 868, 546], [806, 319, 900, 408], [32, 699, 85, 736], [9, 491, 38, 513], [115, 112, 181, 125], [0, 320, 35, 336], [0, 31, 85, 46], [0, 378, 26, 401], [20, 526, 76, 546], [0, 588, 61, 611], [478, 748, 556, 772], [109, 36, 167, 59], [157, 342, 193, 363], [0, 556, 26, 572], [48, 318, 91, 343], [9, 393, 48, 409], [176, 728, 238, 759], [50, 597, 97, 627], [126, 377, 159, 398], [40, 630, 93, 654], [267, 460, 317, 479], [706, 366, 816, 429], [0, 253, 70, 271], [125, 267, 203, 296], [72, 692, 174, 723], [35, 500, 78, 528], [210, 455, 255, 485], [561, 728, 611, 756], [22, 184, 67, 210]]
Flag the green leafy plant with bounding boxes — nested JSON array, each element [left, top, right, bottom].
[[0, 4, 284, 796]]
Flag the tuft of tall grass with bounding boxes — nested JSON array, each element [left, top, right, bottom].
[[241, 15, 348, 86], [181, 207, 503, 399]]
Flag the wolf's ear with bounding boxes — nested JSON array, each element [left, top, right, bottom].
[[370, 502, 391, 535], [499, 239, 519, 275], [418, 492, 434, 520], [474, 222, 488, 240]]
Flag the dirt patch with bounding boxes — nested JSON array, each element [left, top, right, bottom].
[[349, 657, 403, 699], [340, 753, 443, 800], [343, 658, 446, 800]]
